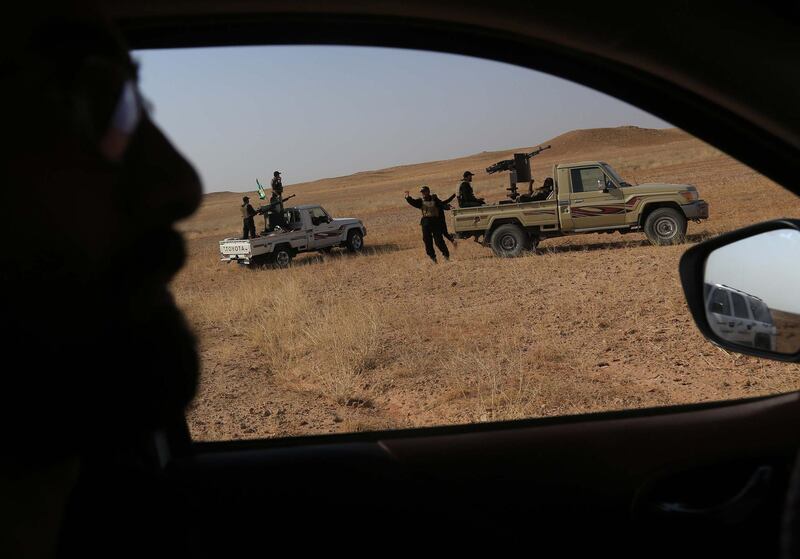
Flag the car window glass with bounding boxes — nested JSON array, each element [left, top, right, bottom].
[[751, 300, 774, 324], [134, 45, 800, 442], [731, 292, 750, 319], [571, 167, 606, 193], [602, 164, 625, 185], [709, 288, 731, 316]]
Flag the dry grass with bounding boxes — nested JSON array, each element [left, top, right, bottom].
[[173, 126, 800, 441]]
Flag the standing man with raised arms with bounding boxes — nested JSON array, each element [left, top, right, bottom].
[[404, 185, 450, 263]]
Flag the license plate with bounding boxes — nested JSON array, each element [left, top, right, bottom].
[[221, 243, 250, 254]]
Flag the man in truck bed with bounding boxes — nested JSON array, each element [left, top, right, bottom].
[[241, 196, 258, 239], [457, 171, 485, 208]]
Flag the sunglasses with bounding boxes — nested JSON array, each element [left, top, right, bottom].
[[71, 56, 147, 162]]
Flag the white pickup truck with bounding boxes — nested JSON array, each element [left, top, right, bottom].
[[219, 204, 367, 267]]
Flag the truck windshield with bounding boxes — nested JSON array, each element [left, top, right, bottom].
[[750, 299, 774, 324], [603, 164, 631, 186]]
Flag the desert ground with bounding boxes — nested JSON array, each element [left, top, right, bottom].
[[172, 126, 800, 441], [774, 310, 800, 355]]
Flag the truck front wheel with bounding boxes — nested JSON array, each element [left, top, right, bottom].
[[490, 224, 529, 257], [644, 208, 687, 246], [346, 229, 364, 252]]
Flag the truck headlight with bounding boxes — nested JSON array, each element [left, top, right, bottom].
[[680, 189, 699, 202]]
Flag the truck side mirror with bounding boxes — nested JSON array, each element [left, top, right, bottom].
[[680, 219, 800, 361]]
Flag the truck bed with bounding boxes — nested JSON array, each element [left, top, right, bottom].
[[220, 230, 292, 252], [219, 229, 304, 263], [452, 199, 559, 233]]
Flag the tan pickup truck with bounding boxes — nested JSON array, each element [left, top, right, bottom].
[[453, 161, 709, 257]]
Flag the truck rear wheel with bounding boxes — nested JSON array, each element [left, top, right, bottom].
[[490, 224, 529, 257], [269, 247, 293, 268], [346, 229, 364, 252], [754, 333, 772, 350], [644, 207, 687, 246], [247, 254, 270, 268]]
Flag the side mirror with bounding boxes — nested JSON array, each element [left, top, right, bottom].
[[680, 219, 800, 361]]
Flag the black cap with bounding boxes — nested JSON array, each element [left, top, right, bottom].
[[243, 196, 249, 201], [463, 171, 474, 178], [274, 171, 281, 177], [419, 185, 431, 193]]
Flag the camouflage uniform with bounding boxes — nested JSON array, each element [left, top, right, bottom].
[[405, 194, 450, 262]]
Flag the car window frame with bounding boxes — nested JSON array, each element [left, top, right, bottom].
[[111, 5, 800, 455]]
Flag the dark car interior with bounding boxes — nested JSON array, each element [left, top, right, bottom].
[[29, 1, 800, 557]]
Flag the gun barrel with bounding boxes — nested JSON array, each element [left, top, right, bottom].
[[526, 144, 552, 158], [486, 159, 514, 174]]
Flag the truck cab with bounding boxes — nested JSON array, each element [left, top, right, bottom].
[[554, 161, 708, 233]]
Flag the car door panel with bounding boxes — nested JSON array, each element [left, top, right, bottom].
[[567, 167, 625, 230], [309, 209, 339, 249], [162, 392, 800, 556]]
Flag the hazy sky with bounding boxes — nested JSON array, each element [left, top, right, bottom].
[[706, 229, 800, 313], [134, 46, 670, 193]]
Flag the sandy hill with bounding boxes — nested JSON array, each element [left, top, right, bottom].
[[219, 126, 688, 195], [545, 126, 685, 152], [282, 125, 690, 193]]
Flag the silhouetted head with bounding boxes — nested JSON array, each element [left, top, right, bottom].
[[0, 0, 202, 464]]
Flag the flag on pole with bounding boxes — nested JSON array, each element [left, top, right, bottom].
[[256, 178, 267, 200]]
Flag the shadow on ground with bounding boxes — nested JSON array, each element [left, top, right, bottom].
[[538, 233, 710, 255], [247, 242, 405, 269]]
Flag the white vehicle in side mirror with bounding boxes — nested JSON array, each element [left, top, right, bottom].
[[704, 283, 777, 351]]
